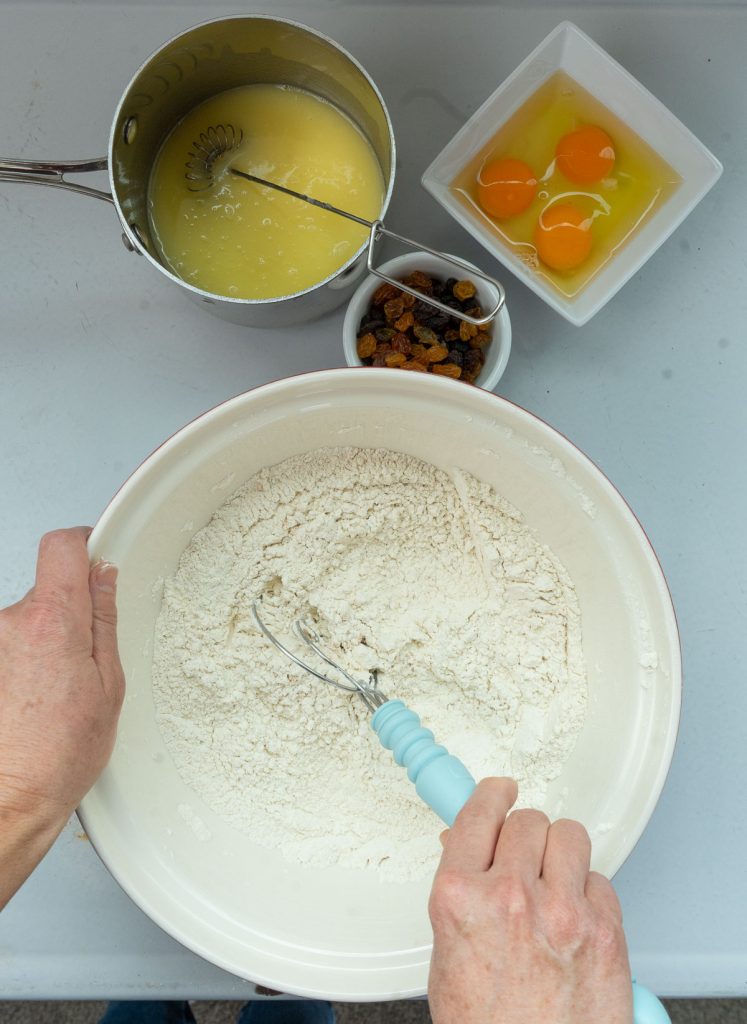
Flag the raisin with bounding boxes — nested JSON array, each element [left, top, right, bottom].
[[400, 291, 416, 309], [464, 349, 482, 375], [469, 331, 491, 349], [356, 333, 377, 359], [371, 354, 387, 367], [459, 320, 478, 342], [444, 277, 458, 292], [425, 344, 449, 363], [453, 279, 477, 301], [393, 311, 414, 332], [410, 343, 427, 363], [385, 351, 407, 367], [359, 317, 384, 333], [375, 343, 393, 356], [375, 327, 395, 343], [384, 297, 404, 322], [413, 299, 435, 319], [391, 332, 412, 355], [447, 349, 464, 368], [464, 305, 483, 320], [433, 363, 462, 378], [414, 325, 438, 345], [444, 329, 459, 343], [428, 314, 451, 332], [400, 359, 428, 372], [403, 270, 433, 291], [372, 283, 399, 305]]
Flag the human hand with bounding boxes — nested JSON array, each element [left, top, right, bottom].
[[428, 778, 632, 1024], [0, 528, 125, 907]]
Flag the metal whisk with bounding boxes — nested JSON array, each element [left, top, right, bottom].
[[182, 123, 505, 327], [185, 124, 244, 192], [251, 602, 386, 713], [252, 601, 476, 826]]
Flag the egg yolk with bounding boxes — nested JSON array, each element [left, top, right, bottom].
[[534, 203, 592, 271], [477, 157, 538, 219], [556, 125, 615, 184]]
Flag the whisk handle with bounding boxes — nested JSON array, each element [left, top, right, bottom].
[[372, 700, 669, 1024], [371, 700, 476, 826]]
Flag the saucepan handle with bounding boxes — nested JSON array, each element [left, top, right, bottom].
[[0, 157, 113, 203]]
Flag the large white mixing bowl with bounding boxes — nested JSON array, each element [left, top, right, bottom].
[[81, 369, 680, 1000]]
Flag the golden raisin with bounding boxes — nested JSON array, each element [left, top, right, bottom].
[[433, 362, 462, 378], [469, 332, 491, 349], [404, 270, 433, 291], [459, 320, 478, 342], [384, 297, 405, 322], [356, 333, 377, 359], [391, 332, 412, 355], [425, 344, 449, 363], [400, 291, 416, 309], [385, 352, 407, 367], [372, 283, 399, 305], [444, 329, 459, 343], [410, 343, 427, 362], [453, 279, 477, 301], [400, 359, 428, 372], [394, 311, 414, 332]]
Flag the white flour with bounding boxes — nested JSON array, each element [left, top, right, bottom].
[[153, 447, 587, 881]]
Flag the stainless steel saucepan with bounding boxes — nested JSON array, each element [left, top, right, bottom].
[[0, 16, 397, 328]]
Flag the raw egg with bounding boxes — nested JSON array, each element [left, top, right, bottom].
[[534, 203, 592, 271], [556, 125, 615, 184], [477, 157, 537, 219]]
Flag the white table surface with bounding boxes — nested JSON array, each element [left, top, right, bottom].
[[1, 0, 745, 1001]]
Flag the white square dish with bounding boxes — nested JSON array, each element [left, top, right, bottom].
[[421, 20, 723, 326]]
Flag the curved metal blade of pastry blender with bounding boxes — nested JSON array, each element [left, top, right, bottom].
[[230, 167, 504, 327], [251, 603, 386, 712]]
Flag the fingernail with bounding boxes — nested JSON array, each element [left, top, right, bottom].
[[92, 560, 118, 593]]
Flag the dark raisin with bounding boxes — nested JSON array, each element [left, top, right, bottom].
[[464, 349, 482, 375], [413, 299, 434, 319], [359, 317, 385, 333], [375, 327, 395, 343], [447, 349, 464, 368]]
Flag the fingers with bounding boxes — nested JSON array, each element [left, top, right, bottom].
[[89, 561, 125, 705], [541, 819, 592, 895], [437, 777, 518, 874], [492, 808, 550, 882], [33, 528, 92, 621], [585, 871, 623, 923]]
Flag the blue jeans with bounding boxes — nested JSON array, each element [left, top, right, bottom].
[[99, 1001, 335, 1024]]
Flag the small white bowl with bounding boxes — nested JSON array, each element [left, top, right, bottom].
[[342, 251, 511, 391], [421, 21, 723, 326]]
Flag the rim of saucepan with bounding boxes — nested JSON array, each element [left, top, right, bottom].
[[108, 15, 396, 306], [80, 368, 682, 999]]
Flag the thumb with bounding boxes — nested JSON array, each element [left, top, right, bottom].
[[89, 561, 123, 692]]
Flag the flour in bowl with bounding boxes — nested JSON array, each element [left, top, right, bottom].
[[153, 447, 587, 881]]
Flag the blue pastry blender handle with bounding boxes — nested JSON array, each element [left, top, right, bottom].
[[370, 699, 670, 1024]]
